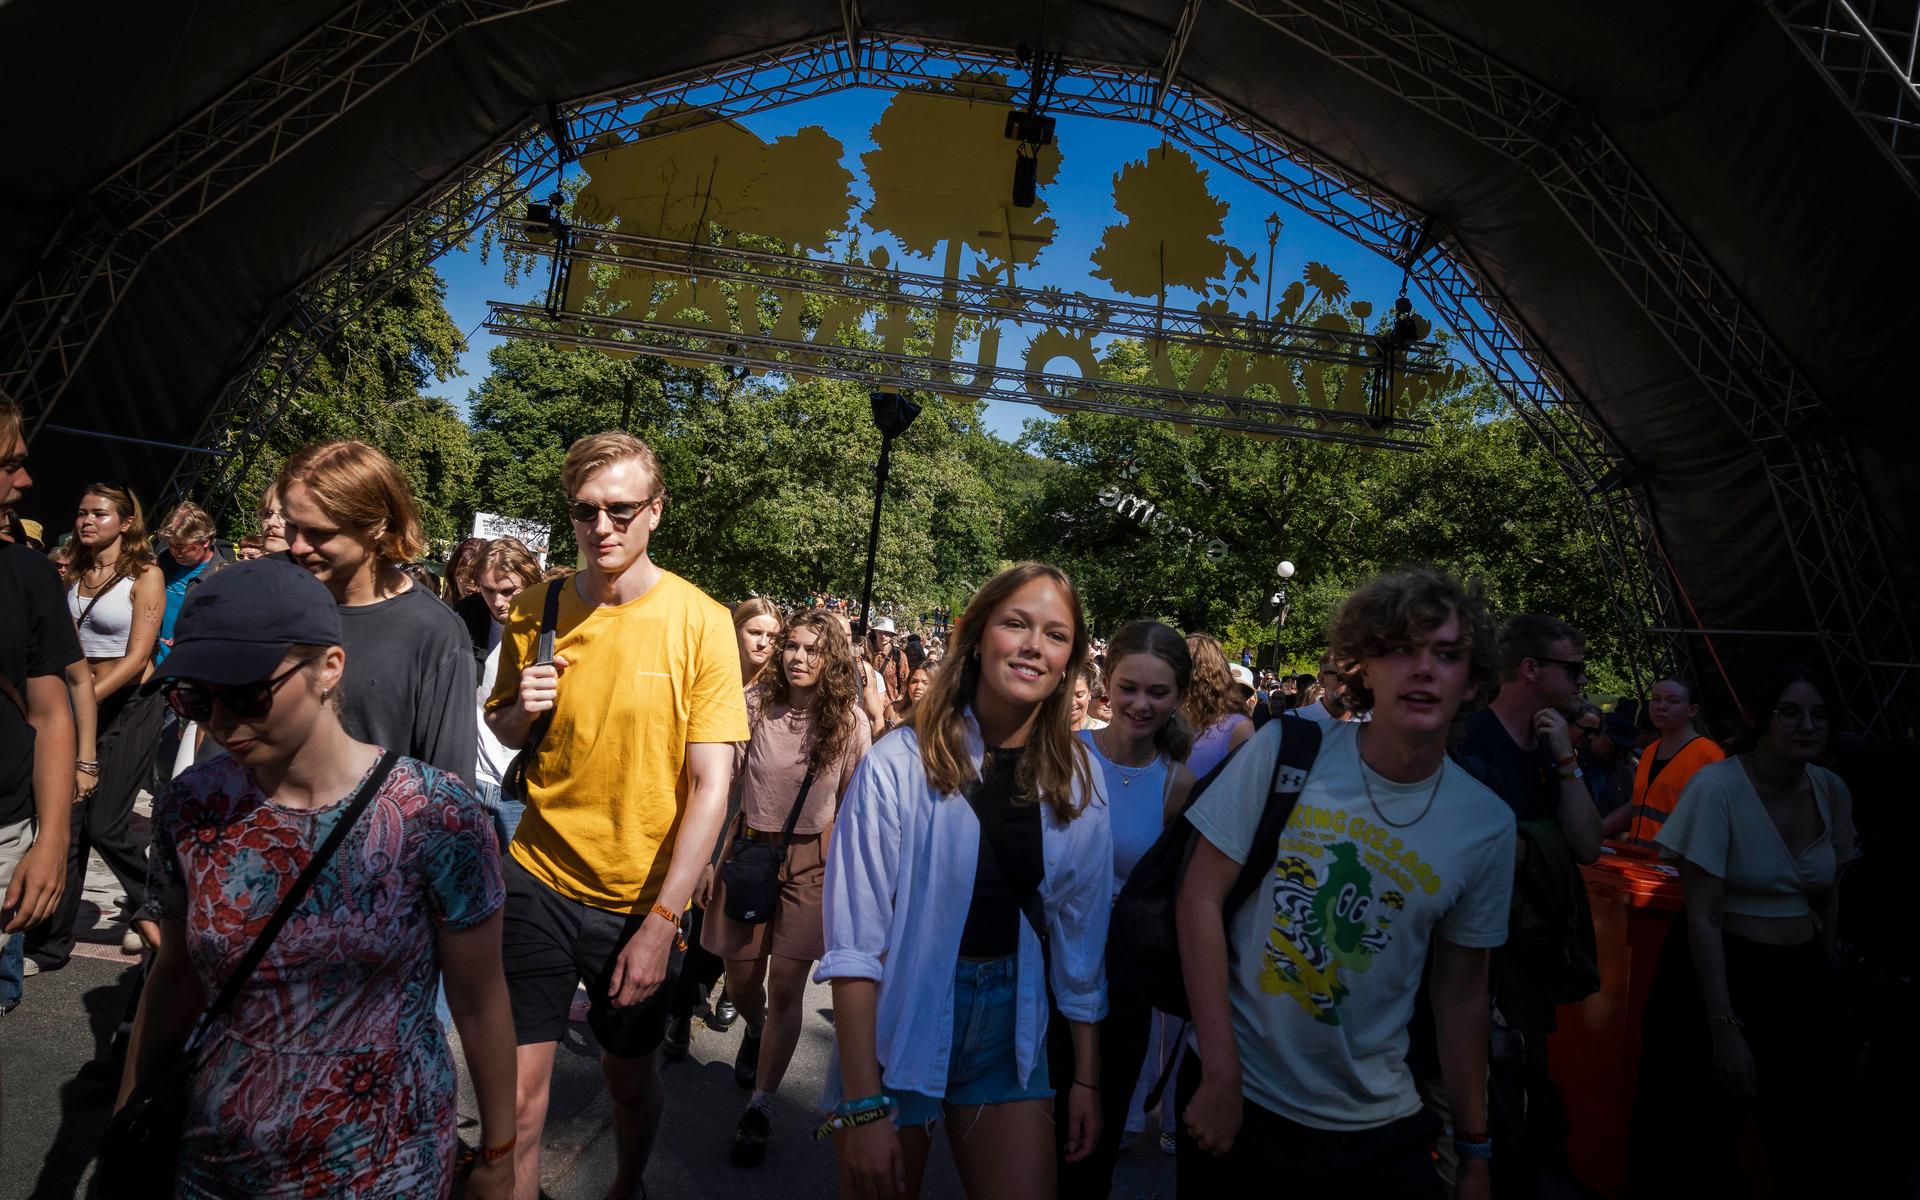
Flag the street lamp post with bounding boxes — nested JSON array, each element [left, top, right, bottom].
[[855, 391, 922, 638], [1268, 559, 1296, 672]]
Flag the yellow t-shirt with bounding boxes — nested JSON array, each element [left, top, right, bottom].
[[487, 570, 749, 911]]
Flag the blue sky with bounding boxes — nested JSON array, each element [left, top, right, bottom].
[[427, 87, 1440, 442]]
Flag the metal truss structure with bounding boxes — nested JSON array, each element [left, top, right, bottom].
[[503, 225, 1450, 371], [1773, 0, 1920, 198], [487, 299, 1430, 449], [37, 17, 1896, 706], [1231, 0, 1916, 731], [0, 0, 565, 433]]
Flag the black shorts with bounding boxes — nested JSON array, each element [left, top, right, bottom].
[[501, 856, 684, 1058]]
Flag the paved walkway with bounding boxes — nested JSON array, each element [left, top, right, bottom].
[[0, 797, 1177, 1198]]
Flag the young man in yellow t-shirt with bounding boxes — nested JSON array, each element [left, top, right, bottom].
[[486, 432, 749, 1200]]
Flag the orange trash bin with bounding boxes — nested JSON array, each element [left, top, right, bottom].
[[1546, 850, 1683, 1200]]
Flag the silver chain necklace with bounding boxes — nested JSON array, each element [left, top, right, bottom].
[[1095, 728, 1155, 786], [1359, 729, 1443, 828]]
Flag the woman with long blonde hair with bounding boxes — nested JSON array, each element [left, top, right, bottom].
[[31, 483, 165, 969], [734, 596, 782, 687], [820, 563, 1112, 1200], [705, 609, 871, 1165]]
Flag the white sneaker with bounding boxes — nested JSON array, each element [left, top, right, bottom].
[[21, 958, 39, 977], [121, 928, 145, 954]]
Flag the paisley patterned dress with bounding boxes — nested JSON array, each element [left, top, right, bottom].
[[147, 752, 503, 1198]]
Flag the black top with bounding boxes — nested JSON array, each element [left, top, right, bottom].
[[959, 746, 1044, 958], [0, 543, 84, 825], [335, 585, 478, 783], [1645, 751, 1676, 787], [1451, 706, 1560, 823]]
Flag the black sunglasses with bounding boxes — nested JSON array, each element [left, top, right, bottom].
[[162, 656, 319, 723], [567, 496, 658, 527], [1533, 655, 1588, 679]]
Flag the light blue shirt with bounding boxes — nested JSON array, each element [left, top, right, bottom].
[[815, 712, 1113, 1100]]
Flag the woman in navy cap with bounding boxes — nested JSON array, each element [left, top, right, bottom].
[[115, 559, 517, 1198]]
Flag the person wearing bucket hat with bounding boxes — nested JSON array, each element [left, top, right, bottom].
[[120, 559, 518, 1198]]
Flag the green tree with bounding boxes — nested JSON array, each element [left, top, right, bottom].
[[1007, 349, 1632, 689], [216, 265, 476, 550], [464, 339, 1021, 612]]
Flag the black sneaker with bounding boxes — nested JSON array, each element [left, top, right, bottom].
[[710, 988, 739, 1031], [662, 1015, 691, 1061], [730, 1106, 771, 1166], [734, 1029, 761, 1090]]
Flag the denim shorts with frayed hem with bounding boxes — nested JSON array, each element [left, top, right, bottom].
[[891, 955, 1054, 1129]]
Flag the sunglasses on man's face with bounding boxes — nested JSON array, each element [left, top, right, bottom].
[[567, 496, 658, 527], [162, 657, 318, 723]]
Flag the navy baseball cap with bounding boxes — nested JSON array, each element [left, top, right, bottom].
[[141, 559, 342, 691]]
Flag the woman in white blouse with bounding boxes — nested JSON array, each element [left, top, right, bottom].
[[818, 563, 1112, 1200], [1627, 664, 1857, 1195]]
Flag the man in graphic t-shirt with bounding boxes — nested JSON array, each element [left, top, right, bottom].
[[487, 432, 748, 1200], [1176, 568, 1513, 1198]]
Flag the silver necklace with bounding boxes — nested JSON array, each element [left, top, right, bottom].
[[1359, 731, 1443, 828], [1095, 728, 1155, 786]]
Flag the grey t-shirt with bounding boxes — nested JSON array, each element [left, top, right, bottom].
[[1184, 719, 1514, 1130], [337, 584, 477, 783]]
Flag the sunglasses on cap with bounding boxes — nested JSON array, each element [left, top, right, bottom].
[[161, 656, 319, 723]]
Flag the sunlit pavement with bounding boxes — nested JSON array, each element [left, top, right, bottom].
[[0, 797, 1176, 1198]]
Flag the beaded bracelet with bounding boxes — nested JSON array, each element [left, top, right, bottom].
[[814, 1104, 893, 1141], [1455, 1135, 1494, 1161]]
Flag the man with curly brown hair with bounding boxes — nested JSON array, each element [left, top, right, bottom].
[[1176, 567, 1512, 1198]]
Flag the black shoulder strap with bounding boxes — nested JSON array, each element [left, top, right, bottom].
[[520, 576, 568, 755], [1144, 717, 1323, 1112], [184, 750, 400, 1055], [772, 764, 820, 863], [1224, 714, 1323, 919]]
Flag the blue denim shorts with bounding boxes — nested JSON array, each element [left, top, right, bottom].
[[892, 955, 1053, 1128]]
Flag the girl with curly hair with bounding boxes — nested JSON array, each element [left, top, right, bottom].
[[704, 607, 871, 1165], [1181, 633, 1253, 779]]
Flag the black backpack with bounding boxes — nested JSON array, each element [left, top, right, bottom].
[[1108, 714, 1324, 1021]]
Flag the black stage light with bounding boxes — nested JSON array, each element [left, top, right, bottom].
[[1012, 147, 1040, 208]]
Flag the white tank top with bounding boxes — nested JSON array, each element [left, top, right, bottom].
[[68, 575, 136, 658]]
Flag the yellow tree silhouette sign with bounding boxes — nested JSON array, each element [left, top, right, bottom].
[[861, 73, 1063, 286]]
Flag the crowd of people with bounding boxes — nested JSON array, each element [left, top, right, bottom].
[[0, 393, 1874, 1199]]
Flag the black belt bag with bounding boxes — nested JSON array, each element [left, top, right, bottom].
[[720, 765, 816, 925]]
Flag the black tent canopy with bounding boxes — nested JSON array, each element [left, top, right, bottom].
[[1, 0, 1913, 729]]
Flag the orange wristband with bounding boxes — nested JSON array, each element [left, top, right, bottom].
[[480, 1135, 516, 1163], [650, 902, 679, 926]]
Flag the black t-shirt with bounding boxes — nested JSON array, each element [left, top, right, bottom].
[[1451, 706, 1559, 823], [335, 584, 478, 783], [959, 746, 1044, 958], [1, 542, 84, 824]]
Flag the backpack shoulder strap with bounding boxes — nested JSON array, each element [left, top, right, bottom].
[[1223, 715, 1323, 918]]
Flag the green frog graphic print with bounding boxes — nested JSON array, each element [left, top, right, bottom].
[[1260, 840, 1406, 1024]]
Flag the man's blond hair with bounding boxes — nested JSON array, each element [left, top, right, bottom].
[[560, 432, 662, 500]]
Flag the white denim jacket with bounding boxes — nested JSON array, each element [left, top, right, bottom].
[[815, 711, 1113, 1099]]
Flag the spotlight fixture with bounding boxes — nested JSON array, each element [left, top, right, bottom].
[[1006, 42, 1061, 208], [1392, 294, 1419, 343]]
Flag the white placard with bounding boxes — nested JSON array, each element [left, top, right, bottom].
[[471, 512, 551, 566]]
